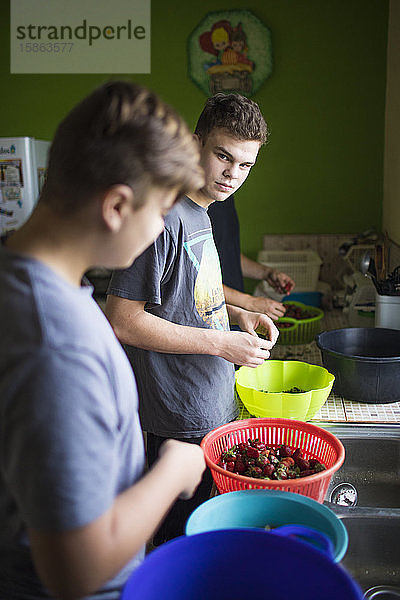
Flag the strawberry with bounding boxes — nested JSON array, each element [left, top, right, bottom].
[[246, 446, 260, 459], [278, 445, 293, 458], [263, 463, 275, 477], [295, 457, 310, 471], [235, 458, 246, 474]]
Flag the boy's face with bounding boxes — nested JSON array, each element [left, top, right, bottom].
[[197, 128, 260, 206], [117, 185, 178, 268]]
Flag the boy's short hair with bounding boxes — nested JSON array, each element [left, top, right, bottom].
[[42, 80, 204, 213], [194, 93, 269, 145]]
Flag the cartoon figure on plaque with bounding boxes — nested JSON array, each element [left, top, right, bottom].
[[230, 23, 254, 67], [199, 20, 254, 95], [199, 20, 232, 69], [188, 10, 272, 97]]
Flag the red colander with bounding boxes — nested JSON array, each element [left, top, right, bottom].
[[201, 418, 345, 503]]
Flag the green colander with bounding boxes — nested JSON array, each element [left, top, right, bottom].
[[235, 360, 334, 421]]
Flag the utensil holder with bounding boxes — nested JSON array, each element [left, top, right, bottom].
[[375, 293, 400, 329]]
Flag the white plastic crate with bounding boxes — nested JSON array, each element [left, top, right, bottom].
[[257, 249, 322, 291]]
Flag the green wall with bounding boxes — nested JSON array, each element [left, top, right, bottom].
[[0, 0, 388, 261]]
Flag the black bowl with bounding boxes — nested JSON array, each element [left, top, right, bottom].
[[315, 328, 400, 404]]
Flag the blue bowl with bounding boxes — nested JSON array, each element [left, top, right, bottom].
[[185, 489, 348, 562], [284, 291, 323, 307], [122, 529, 362, 600]]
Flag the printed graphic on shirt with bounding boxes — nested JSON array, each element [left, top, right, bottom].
[[184, 231, 229, 331]]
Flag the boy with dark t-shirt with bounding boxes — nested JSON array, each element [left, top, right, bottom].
[[106, 93, 279, 544]]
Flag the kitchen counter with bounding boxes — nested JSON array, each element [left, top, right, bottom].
[[235, 307, 400, 595], [238, 308, 400, 425]]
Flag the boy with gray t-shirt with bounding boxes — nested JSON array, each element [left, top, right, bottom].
[[0, 81, 205, 599]]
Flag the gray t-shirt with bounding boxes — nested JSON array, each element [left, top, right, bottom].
[[0, 248, 145, 599], [108, 197, 237, 438]]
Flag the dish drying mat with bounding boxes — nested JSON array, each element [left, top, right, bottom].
[[236, 387, 400, 425], [236, 393, 348, 422], [236, 309, 400, 424]]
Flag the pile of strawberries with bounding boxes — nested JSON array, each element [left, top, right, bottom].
[[276, 322, 295, 329], [218, 439, 326, 480], [283, 303, 316, 320]]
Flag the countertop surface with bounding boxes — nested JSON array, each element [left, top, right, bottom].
[[238, 308, 400, 425]]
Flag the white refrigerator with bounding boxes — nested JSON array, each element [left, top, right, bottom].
[[0, 137, 50, 235]]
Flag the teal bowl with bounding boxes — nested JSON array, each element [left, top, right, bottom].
[[185, 489, 348, 562]]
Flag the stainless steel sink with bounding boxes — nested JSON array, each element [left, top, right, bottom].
[[333, 510, 400, 595], [321, 425, 400, 509], [315, 424, 400, 596]]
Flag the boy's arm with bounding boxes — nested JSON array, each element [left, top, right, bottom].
[[240, 253, 295, 293], [29, 439, 205, 600], [223, 284, 287, 321], [105, 294, 273, 367], [240, 252, 271, 280]]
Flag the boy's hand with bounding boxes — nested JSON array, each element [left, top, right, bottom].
[[248, 295, 286, 320], [264, 269, 295, 295], [217, 330, 274, 367], [158, 439, 206, 500], [220, 306, 278, 367], [234, 308, 279, 346]]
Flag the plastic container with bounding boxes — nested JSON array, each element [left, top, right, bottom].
[[316, 327, 400, 404], [201, 418, 345, 502], [276, 301, 324, 345], [235, 360, 334, 421], [257, 249, 322, 291], [283, 290, 323, 307], [122, 530, 362, 600], [185, 489, 348, 562]]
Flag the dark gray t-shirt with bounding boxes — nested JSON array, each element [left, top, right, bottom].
[[0, 248, 145, 599], [108, 197, 237, 438]]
